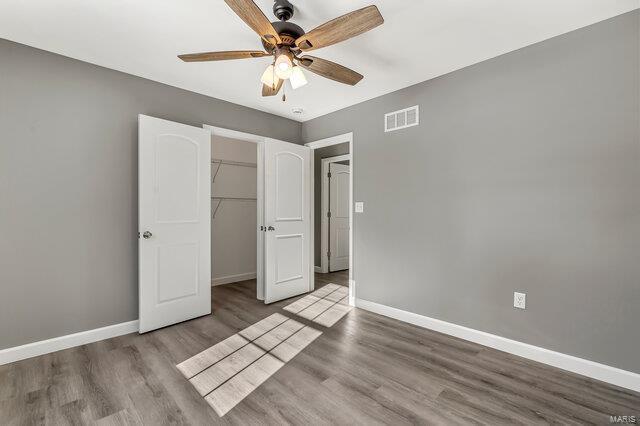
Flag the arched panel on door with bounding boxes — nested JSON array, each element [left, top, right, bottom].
[[275, 152, 304, 222], [155, 134, 200, 223]]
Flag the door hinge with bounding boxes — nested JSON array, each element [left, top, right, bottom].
[[327, 172, 332, 178], [327, 211, 331, 218], [327, 251, 331, 258]]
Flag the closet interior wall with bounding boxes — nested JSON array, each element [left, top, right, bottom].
[[211, 136, 258, 286]]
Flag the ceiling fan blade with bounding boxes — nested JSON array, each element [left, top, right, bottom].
[[262, 78, 284, 97], [298, 56, 363, 86], [178, 50, 269, 62], [295, 5, 383, 52], [224, 0, 282, 46]]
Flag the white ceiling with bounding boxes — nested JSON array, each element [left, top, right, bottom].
[[1, 0, 637, 122]]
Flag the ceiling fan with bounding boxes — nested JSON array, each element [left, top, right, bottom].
[[178, 0, 384, 99]]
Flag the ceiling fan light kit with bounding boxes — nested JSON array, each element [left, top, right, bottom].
[[178, 0, 384, 100]]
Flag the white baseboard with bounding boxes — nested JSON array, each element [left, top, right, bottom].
[[314, 266, 322, 273], [0, 320, 139, 366], [355, 298, 640, 393], [212, 272, 256, 286]]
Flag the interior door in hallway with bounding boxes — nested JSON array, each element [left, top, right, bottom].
[[263, 139, 312, 303], [329, 163, 350, 272], [138, 115, 211, 333]]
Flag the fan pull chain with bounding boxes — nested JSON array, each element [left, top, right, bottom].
[[282, 83, 286, 102]]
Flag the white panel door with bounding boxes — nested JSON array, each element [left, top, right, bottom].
[[138, 115, 211, 333], [264, 139, 311, 303], [329, 163, 350, 272]]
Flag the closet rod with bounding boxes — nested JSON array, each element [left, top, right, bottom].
[[211, 159, 257, 168]]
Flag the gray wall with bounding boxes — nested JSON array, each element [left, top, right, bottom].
[[302, 11, 640, 373], [0, 39, 301, 350], [313, 142, 350, 267]]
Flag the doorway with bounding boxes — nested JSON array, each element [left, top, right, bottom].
[[210, 135, 258, 288], [305, 133, 354, 304], [205, 126, 265, 300]]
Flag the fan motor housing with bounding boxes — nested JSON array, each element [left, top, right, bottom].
[[262, 20, 305, 52]]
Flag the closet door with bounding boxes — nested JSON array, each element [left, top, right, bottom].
[[138, 115, 211, 333], [263, 139, 312, 303]]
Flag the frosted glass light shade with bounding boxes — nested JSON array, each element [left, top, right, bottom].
[[260, 64, 280, 87], [290, 66, 308, 89], [275, 53, 293, 79]]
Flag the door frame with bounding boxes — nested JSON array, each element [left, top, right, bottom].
[[203, 125, 267, 300], [320, 154, 351, 274], [305, 132, 354, 305]]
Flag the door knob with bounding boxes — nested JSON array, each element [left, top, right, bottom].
[[143, 231, 153, 239], [267, 226, 275, 231]]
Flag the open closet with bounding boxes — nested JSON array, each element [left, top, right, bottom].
[[211, 136, 257, 287], [138, 117, 313, 331]]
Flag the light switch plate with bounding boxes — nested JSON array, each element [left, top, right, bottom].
[[514, 292, 526, 309], [354, 202, 364, 213]]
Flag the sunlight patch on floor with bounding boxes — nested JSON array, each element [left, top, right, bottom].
[[177, 313, 321, 416], [284, 284, 352, 327]]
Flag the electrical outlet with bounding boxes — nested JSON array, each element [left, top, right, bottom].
[[354, 202, 364, 213], [514, 292, 526, 309]]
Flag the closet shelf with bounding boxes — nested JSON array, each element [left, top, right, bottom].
[[211, 196, 257, 201], [211, 159, 256, 168], [210, 159, 256, 218], [211, 196, 256, 219], [211, 158, 257, 186]]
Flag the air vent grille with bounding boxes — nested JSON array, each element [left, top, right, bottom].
[[384, 105, 419, 132], [386, 114, 396, 130]]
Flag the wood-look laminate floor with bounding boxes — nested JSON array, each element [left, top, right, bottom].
[[1, 270, 638, 425]]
